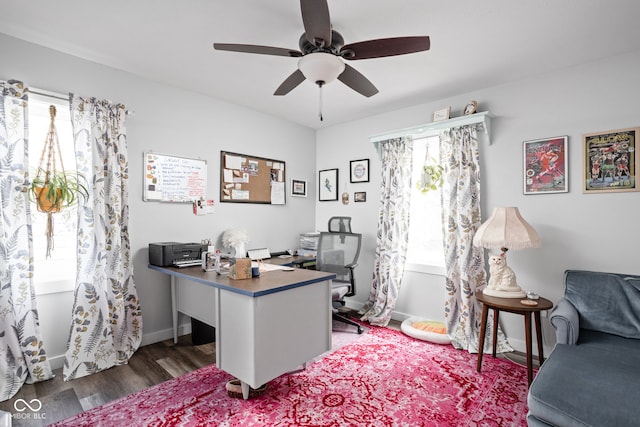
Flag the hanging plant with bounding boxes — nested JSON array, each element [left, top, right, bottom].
[[29, 105, 89, 257], [416, 160, 444, 193], [416, 143, 444, 193]]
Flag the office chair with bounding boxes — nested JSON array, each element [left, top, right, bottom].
[[316, 231, 364, 334], [328, 216, 352, 233]]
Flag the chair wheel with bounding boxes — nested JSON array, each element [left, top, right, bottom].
[[357, 326, 363, 334]]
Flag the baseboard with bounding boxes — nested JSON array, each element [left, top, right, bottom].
[[140, 322, 192, 346], [45, 323, 193, 372]]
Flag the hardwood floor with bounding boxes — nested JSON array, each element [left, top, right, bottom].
[[0, 335, 216, 426]]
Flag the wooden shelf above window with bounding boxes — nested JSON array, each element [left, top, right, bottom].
[[370, 111, 493, 145]]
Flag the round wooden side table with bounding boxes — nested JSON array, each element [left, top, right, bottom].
[[475, 291, 553, 386]]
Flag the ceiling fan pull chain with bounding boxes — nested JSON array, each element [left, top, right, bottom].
[[318, 81, 324, 121]]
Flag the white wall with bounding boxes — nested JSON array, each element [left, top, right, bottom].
[[1, 33, 317, 368], [316, 49, 640, 354], [4, 30, 640, 363]]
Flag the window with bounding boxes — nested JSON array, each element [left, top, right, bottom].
[[405, 134, 445, 275], [29, 93, 78, 294]]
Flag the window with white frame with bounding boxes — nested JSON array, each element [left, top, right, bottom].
[[405, 134, 445, 275], [29, 93, 78, 294]]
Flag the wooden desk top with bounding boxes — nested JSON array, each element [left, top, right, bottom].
[[476, 290, 553, 313], [149, 264, 334, 297]]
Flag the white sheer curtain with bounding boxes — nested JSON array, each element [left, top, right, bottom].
[[440, 125, 511, 353], [0, 80, 54, 402], [360, 137, 413, 326], [63, 95, 142, 380]]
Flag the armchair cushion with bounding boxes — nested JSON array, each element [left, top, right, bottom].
[[564, 270, 640, 339]]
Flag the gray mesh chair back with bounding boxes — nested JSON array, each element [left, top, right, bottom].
[[316, 231, 363, 333]]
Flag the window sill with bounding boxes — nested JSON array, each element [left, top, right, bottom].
[[405, 262, 446, 276], [34, 278, 75, 296]]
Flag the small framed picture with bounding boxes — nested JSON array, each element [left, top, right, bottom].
[[291, 179, 307, 197], [350, 159, 369, 183], [523, 136, 568, 194], [583, 127, 639, 193], [319, 168, 339, 201], [464, 100, 477, 115], [432, 107, 451, 122], [354, 191, 367, 202]]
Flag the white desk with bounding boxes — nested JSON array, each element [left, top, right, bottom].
[[149, 264, 335, 399]]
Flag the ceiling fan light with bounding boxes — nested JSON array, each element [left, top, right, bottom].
[[298, 52, 345, 85]]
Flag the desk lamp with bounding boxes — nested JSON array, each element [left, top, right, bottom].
[[472, 207, 540, 298]]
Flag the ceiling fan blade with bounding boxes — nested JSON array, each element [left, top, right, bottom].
[[274, 69, 306, 96], [214, 43, 302, 58], [300, 0, 332, 47], [341, 36, 430, 60], [338, 64, 378, 97]]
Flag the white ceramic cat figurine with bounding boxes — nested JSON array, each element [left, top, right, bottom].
[[487, 253, 520, 292]]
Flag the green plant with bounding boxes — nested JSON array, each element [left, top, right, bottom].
[[29, 168, 89, 212], [416, 159, 444, 193]]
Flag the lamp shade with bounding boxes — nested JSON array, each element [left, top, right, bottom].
[[473, 207, 540, 250], [298, 52, 345, 84]]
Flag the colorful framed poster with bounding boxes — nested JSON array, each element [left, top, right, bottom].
[[350, 159, 369, 183], [291, 179, 307, 197], [523, 136, 568, 194], [583, 127, 639, 193], [319, 168, 339, 201]]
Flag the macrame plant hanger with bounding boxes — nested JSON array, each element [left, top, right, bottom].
[[35, 105, 66, 258]]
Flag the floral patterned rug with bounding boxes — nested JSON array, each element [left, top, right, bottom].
[[53, 325, 529, 426]]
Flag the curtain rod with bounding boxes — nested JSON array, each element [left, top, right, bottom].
[[29, 87, 136, 116], [30, 89, 70, 102]]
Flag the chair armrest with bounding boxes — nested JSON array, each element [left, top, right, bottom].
[[550, 298, 580, 345], [345, 263, 358, 270]]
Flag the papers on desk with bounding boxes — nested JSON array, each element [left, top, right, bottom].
[[253, 261, 290, 272]]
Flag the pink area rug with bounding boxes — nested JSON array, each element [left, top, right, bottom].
[[53, 325, 529, 426]]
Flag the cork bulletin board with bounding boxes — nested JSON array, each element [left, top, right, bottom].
[[220, 151, 286, 204]]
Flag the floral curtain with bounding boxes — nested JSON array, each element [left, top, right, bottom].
[[440, 125, 511, 353], [63, 95, 142, 380], [0, 80, 54, 402], [360, 137, 413, 326]]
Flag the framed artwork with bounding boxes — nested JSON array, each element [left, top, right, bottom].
[[290, 179, 307, 197], [523, 136, 568, 194], [583, 127, 639, 193], [319, 168, 339, 201], [354, 191, 367, 202], [432, 107, 451, 122], [350, 159, 370, 183]]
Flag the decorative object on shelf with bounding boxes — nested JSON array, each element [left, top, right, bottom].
[[291, 179, 307, 197], [473, 207, 541, 299], [29, 105, 88, 258], [222, 228, 249, 258], [432, 107, 451, 122], [415, 143, 443, 193], [523, 136, 568, 194], [349, 158, 369, 183], [464, 100, 478, 115], [354, 192, 367, 202], [319, 168, 339, 201], [582, 127, 639, 193]]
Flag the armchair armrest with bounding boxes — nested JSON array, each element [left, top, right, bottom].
[[550, 298, 580, 345]]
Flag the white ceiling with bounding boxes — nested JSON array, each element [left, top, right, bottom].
[[2, 0, 640, 129]]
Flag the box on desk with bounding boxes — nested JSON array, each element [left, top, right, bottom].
[[228, 257, 252, 280]]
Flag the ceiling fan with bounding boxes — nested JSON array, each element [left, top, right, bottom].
[[213, 0, 430, 117]]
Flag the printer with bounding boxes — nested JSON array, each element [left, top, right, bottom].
[[149, 242, 208, 267]]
